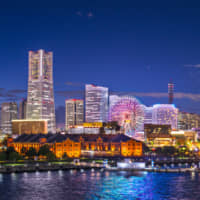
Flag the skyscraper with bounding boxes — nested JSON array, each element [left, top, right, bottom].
[[168, 82, 174, 104], [65, 99, 84, 130], [26, 49, 56, 133], [1, 102, 18, 134], [19, 99, 27, 119], [85, 84, 108, 122]]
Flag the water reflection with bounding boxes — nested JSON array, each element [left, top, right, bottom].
[[0, 170, 200, 200], [23, 172, 28, 177], [0, 174, 2, 183], [11, 173, 17, 181], [35, 171, 40, 176], [58, 170, 63, 177], [191, 171, 195, 180]]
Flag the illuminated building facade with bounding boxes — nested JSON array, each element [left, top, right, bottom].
[[26, 50, 56, 133], [144, 124, 171, 138], [9, 134, 143, 158], [152, 104, 178, 129], [144, 106, 153, 125], [12, 119, 48, 135], [85, 84, 108, 123], [65, 99, 84, 130], [19, 99, 27, 119], [171, 130, 197, 143], [144, 124, 172, 147], [1, 102, 18, 134], [109, 95, 121, 109], [67, 122, 119, 134], [178, 111, 200, 130], [67, 122, 103, 134]]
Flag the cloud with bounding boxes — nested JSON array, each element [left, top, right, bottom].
[[0, 88, 26, 102], [87, 12, 93, 18], [8, 89, 26, 94], [75, 11, 82, 16], [111, 91, 200, 101], [110, 91, 168, 98], [175, 93, 200, 101], [184, 64, 200, 68], [65, 82, 84, 87], [75, 11, 94, 18]]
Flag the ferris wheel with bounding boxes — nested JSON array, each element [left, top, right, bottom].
[[109, 96, 144, 137]]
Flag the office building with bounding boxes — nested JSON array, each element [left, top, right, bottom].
[[65, 99, 84, 130], [19, 99, 27, 119], [178, 111, 200, 130], [26, 49, 56, 133], [1, 102, 18, 134], [85, 84, 108, 122]]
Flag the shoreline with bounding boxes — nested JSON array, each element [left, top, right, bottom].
[[0, 163, 198, 174]]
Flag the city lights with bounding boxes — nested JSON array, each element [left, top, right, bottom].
[[26, 50, 56, 133], [1, 4, 200, 199]]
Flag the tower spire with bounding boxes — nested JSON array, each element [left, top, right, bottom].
[[168, 81, 174, 104]]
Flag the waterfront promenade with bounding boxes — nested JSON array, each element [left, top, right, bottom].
[[0, 157, 200, 173]]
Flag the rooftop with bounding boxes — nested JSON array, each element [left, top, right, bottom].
[[13, 133, 141, 143]]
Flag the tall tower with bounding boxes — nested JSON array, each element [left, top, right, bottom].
[[65, 99, 84, 130], [26, 50, 56, 133], [85, 84, 108, 122], [168, 82, 174, 104]]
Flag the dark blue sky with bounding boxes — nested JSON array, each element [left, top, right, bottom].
[[1, 1, 200, 114]]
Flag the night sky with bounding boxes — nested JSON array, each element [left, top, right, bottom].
[[1, 1, 200, 125]]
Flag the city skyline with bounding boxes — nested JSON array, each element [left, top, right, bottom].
[[1, 46, 200, 130], [2, 54, 200, 129], [1, 2, 200, 115], [1, 48, 200, 115], [1, 2, 200, 200]]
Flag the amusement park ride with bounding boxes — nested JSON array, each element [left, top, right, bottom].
[[109, 96, 144, 138]]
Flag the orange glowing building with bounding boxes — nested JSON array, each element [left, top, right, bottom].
[[8, 134, 143, 158], [12, 120, 48, 135]]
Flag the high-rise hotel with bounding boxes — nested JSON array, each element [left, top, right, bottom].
[[85, 84, 108, 122], [152, 104, 178, 130], [26, 50, 56, 133]]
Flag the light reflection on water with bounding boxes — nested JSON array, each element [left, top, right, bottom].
[[0, 174, 2, 183], [0, 170, 200, 200]]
